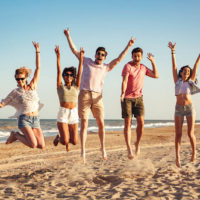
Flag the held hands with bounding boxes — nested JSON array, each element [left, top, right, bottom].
[[32, 41, 40, 52], [128, 37, 136, 47], [168, 41, 176, 51], [147, 53, 155, 63], [55, 45, 60, 57], [64, 28, 69, 37]]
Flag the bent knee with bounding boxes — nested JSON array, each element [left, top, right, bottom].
[[71, 139, 78, 145], [30, 143, 38, 148], [60, 139, 68, 145], [38, 144, 45, 149]]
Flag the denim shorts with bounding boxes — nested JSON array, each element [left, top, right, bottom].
[[175, 104, 195, 117], [18, 114, 40, 129], [121, 96, 144, 118]]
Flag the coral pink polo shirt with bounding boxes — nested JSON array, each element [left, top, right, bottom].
[[122, 62, 151, 98], [80, 57, 110, 93]]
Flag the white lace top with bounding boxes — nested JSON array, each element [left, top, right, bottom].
[[1, 88, 43, 118], [175, 79, 200, 96]]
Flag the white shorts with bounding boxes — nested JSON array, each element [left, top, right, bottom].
[[57, 107, 79, 124]]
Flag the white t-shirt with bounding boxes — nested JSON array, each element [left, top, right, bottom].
[[80, 57, 110, 93]]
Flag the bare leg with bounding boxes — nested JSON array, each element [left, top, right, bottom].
[[32, 128, 45, 149], [6, 131, 17, 144], [175, 116, 184, 167], [186, 115, 196, 162], [57, 122, 70, 151], [14, 127, 38, 148], [135, 116, 144, 156], [80, 119, 88, 162], [68, 123, 78, 145], [96, 117, 107, 160], [123, 117, 134, 159]]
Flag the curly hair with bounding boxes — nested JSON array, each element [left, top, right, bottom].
[[15, 66, 32, 78], [178, 65, 198, 84], [62, 66, 77, 86]]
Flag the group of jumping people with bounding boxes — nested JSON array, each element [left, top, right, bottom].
[[0, 28, 200, 167]]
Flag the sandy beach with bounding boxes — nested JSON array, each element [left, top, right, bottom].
[[1, 125, 200, 199]]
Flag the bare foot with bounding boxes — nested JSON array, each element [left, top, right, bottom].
[[81, 151, 86, 164], [135, 143, 140, 156], [66, 144, 70, 152], [6, 132, 17, 144], [176, 158, 181, 168], [53, 135, 60, 146], [100, 148, 107, 160], [190, 154, 196, 163], [128, 152, 134, 160]]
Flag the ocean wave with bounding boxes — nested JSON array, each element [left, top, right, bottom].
[[0, 121, 192, 142]]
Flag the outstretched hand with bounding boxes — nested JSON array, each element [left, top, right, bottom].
[[147, 53, 155, 62], [64, 27, 69, 37], [80, 47, 85, 58], [128, 37, 136, 47], [168, 41, 176, 51], [55, 45, 60, 56], [32, 41, 40, 52]]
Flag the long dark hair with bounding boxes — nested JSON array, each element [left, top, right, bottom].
[[62, 66, 76, 86], [178, 65, 198, 84]]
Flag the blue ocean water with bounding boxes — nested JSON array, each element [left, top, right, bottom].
[[0, 119, 178, 143]]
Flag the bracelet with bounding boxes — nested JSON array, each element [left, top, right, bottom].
[[36, 51, 40, 53]]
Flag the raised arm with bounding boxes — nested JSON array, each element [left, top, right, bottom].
[[76, 48, 84, 89], [64, 28, 80, 60], [190, 54, 200, 81], [146, 53, 159, 78], [168, 41, 178, 83], [108, 37, 135, 71], [55, 45, 62, 88], [30, 41, 40, 89], [120, 74, 129, 102]]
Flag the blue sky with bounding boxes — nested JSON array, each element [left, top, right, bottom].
[[0, 0, 200, 119]]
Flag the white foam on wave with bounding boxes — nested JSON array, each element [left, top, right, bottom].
[[0, 121, 177, 142], [0, 131, 10, 138]]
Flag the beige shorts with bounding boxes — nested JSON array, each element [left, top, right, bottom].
[[78, 90, 104, 119]]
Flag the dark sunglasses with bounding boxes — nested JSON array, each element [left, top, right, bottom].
[[64, 73, 73, 77], [16, 78, 25, 81], [96, 52, 105, 57]]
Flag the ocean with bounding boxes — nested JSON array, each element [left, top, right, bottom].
[[0, 119, 175, 143], [0, 118, 196, 143]]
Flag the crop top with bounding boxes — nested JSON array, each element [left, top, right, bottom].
[[175, 79, 200, 96], [1, 87, 43, 118], [57, 85, 78, 103]]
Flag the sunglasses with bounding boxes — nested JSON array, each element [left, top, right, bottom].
[[16, 78, 25, 81], [64, 73, 73, 77], [96, 52, 106, 57]]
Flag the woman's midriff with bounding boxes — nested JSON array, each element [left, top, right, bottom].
[[60, 102, 76, 109], [25, 111, 39, 116], [176, 94, 192, 105]]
